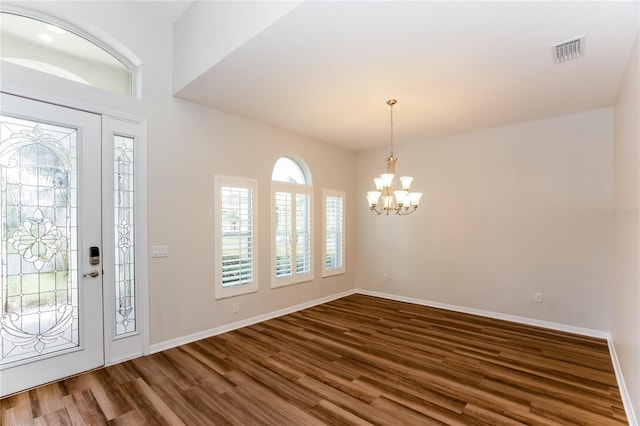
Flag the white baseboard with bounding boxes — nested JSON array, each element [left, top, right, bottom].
[[355, 289, 609, 339], [151, 287, 608, 353], [608, 339, 638, 426], [149, 289, 357, 354]]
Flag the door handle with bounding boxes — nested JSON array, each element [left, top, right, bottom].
[[83, 270, 100, 278]]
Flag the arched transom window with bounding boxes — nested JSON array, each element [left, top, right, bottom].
[[0, 11, 135, 96], [272, 157, 309, 185]]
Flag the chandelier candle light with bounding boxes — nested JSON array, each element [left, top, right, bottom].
[[367, 99, 423, 215]]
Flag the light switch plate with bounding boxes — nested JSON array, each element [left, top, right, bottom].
[[151, 245, 169, 258]]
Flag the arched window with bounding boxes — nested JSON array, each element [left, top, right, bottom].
[[272, 156, 313, 287], [271, 156, 310, 185], [0, 11, 136, 96]]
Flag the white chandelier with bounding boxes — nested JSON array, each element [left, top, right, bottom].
[[367, 99, 423, 215]]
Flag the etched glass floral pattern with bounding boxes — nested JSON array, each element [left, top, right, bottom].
[[0, 115, 79, 365], [9, 208, 66, 271], [114, 135, 135, 336]]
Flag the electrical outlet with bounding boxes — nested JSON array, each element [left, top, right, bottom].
[[534, 292, 543, 303], [232, 303, 239, 313], [382, 273, 389, 281]]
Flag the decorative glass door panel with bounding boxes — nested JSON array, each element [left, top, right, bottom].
[[114, 135, 135, 336], [0, 93, 103, 396], [0, 115, 79, 365]]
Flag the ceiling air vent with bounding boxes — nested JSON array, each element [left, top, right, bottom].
[[552, 36, 585, 63]]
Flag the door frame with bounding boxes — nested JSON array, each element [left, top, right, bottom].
[[101, 115, 149, 364], [0, 88, 149, 388]]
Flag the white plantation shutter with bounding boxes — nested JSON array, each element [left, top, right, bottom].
[[323, 190, 345, 276], [296, 193, 311, 275], [215, 176, 258, 299], [271, 183, 313, 287], [274, 191, 292, 278], [221, 186, 253, 286]]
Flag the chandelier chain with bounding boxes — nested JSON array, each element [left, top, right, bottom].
[[387, 99, 396, 156]]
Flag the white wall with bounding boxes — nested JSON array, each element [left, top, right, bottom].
[[357, 109, 614, 332], [173, 1, 300, 92], [1, 1, 357, 347], [147, 100, 357, 344], [612, 32, 640, 423]]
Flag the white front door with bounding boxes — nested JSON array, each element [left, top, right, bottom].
[[0, 93, 104, 396]]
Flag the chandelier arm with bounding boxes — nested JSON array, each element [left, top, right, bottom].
[[396, 205, 418, 216]]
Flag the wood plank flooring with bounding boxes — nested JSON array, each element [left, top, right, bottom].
[[1, 294, 628, 425]]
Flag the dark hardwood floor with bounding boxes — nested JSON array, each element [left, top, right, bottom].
[[1, 294, 628, 425]]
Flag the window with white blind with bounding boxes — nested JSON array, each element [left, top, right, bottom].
[[323, 189, 345, 277], [215, 176, 258, 299], [272, 157, 313, 287]]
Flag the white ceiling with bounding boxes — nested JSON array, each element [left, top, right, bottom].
[[174, 1, 639, 152]]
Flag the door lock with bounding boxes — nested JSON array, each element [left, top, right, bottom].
[[90, 246, 100, 265]]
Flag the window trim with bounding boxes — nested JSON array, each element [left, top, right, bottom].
[[322, 188, 345, 277], [214, 175, 258, 299], [271, 181, 314, 288]]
